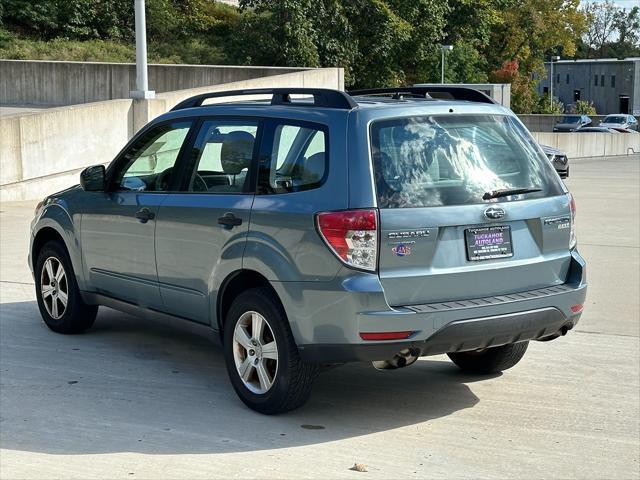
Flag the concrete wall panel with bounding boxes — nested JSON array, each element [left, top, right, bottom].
[[532, 132, 640, 158], [1, 68, 343, 201], [0, 60, 308, 107], [0, 116, 22, 184]]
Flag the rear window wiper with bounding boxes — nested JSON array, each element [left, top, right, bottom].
[[482, 187, 541, 200]]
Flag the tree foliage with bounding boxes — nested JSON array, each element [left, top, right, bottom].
[[0, 0, 626, 112], [579, 1, 640, 58]]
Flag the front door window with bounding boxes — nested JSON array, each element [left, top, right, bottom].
[[113, 121, 192, 192]]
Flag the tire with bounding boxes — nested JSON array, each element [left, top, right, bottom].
[[447, 341, 529, 374], [35, 240, 98, 334], [223, 287, 318, 414]]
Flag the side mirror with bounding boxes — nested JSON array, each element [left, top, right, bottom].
[[80, 165, 106, 192]]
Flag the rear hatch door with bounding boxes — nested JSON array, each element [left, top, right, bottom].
[[371, 113, 571, 306]]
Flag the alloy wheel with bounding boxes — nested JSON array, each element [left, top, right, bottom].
[[40, 257, 68, 319], [232, 311, 279, 394]]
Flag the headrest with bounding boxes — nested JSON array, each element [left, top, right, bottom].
[[300, 152, 325, 183], [220, 131, 254, 175]]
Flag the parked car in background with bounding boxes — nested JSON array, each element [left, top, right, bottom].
[[553, 115, 592, 132], [28, 86, 587, 414], [541, 144, 569, 178], [599, 114, 638, 131], [575, 127, 620, 133]]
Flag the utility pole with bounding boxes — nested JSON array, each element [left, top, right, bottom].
[[131, 0, 155, 99], [549, 55, 560, 111], [441, 45, 453, 84]]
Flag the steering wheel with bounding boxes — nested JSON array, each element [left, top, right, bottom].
[[192, 173, 208, 192]]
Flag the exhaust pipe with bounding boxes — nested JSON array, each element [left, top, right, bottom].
[[372, 348, 421, 370], [537, 323, 573, 342]]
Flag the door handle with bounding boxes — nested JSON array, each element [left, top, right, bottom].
[[135, 207, 155, 223], [218, 213, 242, 228]]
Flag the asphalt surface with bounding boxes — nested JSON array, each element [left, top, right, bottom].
[[1, 155, 639, 479]]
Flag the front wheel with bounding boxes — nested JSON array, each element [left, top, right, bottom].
[[35, 240, 98, 334], [447, 341, 529, 374], [223, 287, 318, 414]]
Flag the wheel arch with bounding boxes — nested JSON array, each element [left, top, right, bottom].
[[31, 206, 85, 290], [216, 269, 286, 343], [32, 226, 67, 264]]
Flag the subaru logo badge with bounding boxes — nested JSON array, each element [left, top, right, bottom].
[[484, 207, 505, 220]]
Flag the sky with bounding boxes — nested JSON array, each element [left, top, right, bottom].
[[590, 0, 639, 9]]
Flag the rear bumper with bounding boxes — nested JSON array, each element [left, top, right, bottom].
[[299, 306, 580, 363], [280, 250, 587, 364]]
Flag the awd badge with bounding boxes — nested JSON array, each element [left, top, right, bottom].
[[391, 243, 411, 256]]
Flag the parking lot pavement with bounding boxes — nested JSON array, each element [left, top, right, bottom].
[[1, 155, 639, 479]]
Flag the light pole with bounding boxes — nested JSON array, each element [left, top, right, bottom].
[[131, 0, 155, 99], [441, 45, 453, 84], [549, 55, 560, 111]]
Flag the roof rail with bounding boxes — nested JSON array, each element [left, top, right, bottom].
[[170, 88, 358, 111], [348, 86, 496, 105]]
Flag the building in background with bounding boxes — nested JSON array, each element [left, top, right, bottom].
[[538, 58, 639, 115]]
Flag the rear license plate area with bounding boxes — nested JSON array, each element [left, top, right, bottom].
[[465, 225, 513, 261]]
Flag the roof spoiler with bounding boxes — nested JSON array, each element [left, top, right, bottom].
[[348, 86, 496, 105]]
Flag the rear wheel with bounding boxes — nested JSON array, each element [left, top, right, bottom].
[[447, 341, 529, 374], [223, 287, 317, 414], [35, 240, 98, 334]]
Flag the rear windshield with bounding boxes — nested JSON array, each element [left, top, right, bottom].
[[370, 114, 563, 208]]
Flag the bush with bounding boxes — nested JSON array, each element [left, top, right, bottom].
[[534, 93, 564, 114], [574, 100, 597, 115]]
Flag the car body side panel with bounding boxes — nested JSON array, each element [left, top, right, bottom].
[[79, 192, 166, 309], [243, 112, 350, 283], [155, 194, 253, 325], [30, 191, 87, 290]]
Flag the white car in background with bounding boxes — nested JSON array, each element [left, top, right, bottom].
[[599, 114, 638, 131]]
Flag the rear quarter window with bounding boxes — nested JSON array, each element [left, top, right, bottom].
[[258, 121, 328, 194]]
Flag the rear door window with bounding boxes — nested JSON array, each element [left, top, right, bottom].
[[370, 114, 562, 208]]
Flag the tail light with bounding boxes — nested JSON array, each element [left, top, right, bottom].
[[568, 193, 577, 249], [316, 209, 378, 271]]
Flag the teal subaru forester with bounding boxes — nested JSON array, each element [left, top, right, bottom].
[[29, 87, 587, 414]]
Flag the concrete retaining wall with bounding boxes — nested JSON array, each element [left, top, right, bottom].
[[0, 60, 308, 106], [519, 114, 608, 132], [532, 132, 640, 158], [0, 68, 343, 201]]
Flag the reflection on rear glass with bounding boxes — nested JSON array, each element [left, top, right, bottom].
[[370, 115, 562, 208]]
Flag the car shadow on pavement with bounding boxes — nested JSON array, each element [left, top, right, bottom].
[[0, 300, 488, 456]]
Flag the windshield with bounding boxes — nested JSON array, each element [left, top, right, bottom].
[[560, 116, 580, 123], [603, 116, 626, 123], [370, 114, 563, 208]]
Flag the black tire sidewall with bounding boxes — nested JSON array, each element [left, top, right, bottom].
[[223, 288, 299, 413]]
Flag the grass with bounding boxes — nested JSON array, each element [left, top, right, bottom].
[[0, 29, 227, 64]]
